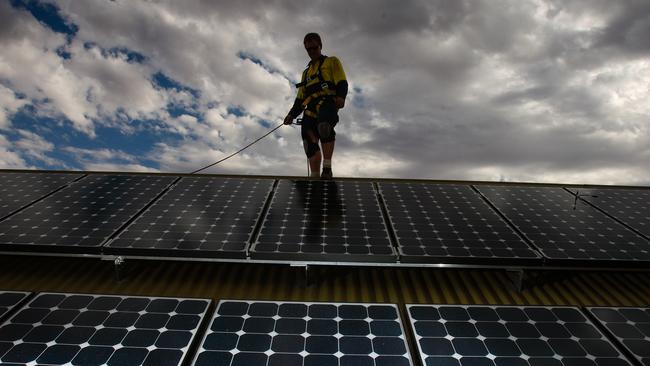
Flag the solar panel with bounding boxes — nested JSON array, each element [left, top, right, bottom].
[[0, 291, 30, 322], [251, 180, 396, 262], [567, 188, 650, 238], [379, 182, 540, 264], [0, 174, 176, 254], [476, 186, 650, 263], [588, 307, 650, 366], [193, 300, 413, 366], [0, 172, 82, 219], [0, 292, 211, 366], [106, 177, 273, 259], [407, 304, 632, 366]]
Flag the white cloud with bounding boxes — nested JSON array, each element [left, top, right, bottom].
[[0, 85, 27, 130], [0, 135, 29, 169]]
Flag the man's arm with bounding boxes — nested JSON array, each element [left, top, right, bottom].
[[330, 57, 348, 109], [284, 97, 303, 124]]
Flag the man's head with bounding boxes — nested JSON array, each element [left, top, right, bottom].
[[304, 32, 322, 61]]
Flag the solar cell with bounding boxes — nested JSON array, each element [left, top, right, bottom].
[[408, 304, 632, 366], [0, 292, 211, 366], [476, 186, 650, 263], [379, 182, 540, 264], [193, 300, 413, 366], [567, 188, 650, 238], [0, 291, 30, 322], [0, 174, 176, 254], [588, 307, 650, 366], [0, 172, 82, 219], [251, 180, 396, 262], [107, 177, 273, 259]]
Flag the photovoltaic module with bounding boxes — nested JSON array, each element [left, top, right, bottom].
[[251, 180, 396, 262], [379, 182, 540, 264], [108, 177, 273, 258], [0, 292, 211, 366], [193, 300, 413, 366]]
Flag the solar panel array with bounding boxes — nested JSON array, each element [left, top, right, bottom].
[[569, 188, 650, 238], [0, 292, 210, 366], [0, 172, 81, 219], [407, 304, 632, 366], [476, 186, 650, 263], [251, 180, 396, 262], [588, 307, 650, 366], [379, 183, 540, 264], [193, 300, 413, 366], [0, 291, 30, 322], [107, 177, 273, 258], [0, 175, 175, 253]]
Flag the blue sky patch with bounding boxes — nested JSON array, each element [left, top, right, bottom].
[[7, 107, 179, 170], [11, 0, 78, 40], [227, 105, 246, 117], [152, 72, 200, 99]]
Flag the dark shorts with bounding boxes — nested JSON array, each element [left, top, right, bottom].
[[301, 98, 339, 143]]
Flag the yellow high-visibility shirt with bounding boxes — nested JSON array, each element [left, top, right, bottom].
[[296, 56, 347, 100]]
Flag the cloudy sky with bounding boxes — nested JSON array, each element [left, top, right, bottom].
[[1, 0, 648, 185]]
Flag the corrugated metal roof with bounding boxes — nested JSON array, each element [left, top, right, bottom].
[[1, 256, 648, 307]]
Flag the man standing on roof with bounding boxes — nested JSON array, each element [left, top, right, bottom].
[[284, 32, 348, 180]]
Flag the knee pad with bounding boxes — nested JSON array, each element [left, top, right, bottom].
[[303, 139, 320, 158], [317, 122, 331, 140]]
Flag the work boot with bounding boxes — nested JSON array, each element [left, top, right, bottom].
[[321, 167, 333, 180]]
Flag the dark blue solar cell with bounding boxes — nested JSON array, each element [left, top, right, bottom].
[[155, 331, 192, 348], [275, 318, 306, 334], [308, 319, 338, 335], [107, 347, 149, 366], [232, 352, 267, 366], [203, 332, 238, 351], [421, 338, 455, 355], [339, 305, 367, 319], [194, 351, 233, 366], [36, 344, 80, 364], [142, 348, 183, 366], [212, 316, 244, 332], [22, 325, 63, 343], [279, 303, 308, 317], [306, 335, 338, 353], [339, 319, 370, 335], [309, 304, 337, 319], [439, 306, 469, 321], [42, 309, 80, 325], [116, 298, 150, 312], [72, 345, 114, 365], [370, 320, 402, 336], [88, 296, 122, 310], [305, 354, 338, 366], [122, 329, 160, 347], [485, 339, 521, 356], [167, 314, 200, 330], [146, 299, 178, 313], [243, 317, 275, 333], [237, 334, 272, 352], [134, 313, 169, 329], [271, 334, 304, 353], [269, 353, 303, 366], [249, 302, 278, 317], [59, 295, 93, 309]]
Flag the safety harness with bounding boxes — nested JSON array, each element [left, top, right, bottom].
[[295, 55, 337, 119]]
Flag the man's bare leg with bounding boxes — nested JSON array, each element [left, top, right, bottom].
[[321, 140, 335, 179], [322, 140, 334, 161], [309, 151, 321, 177], [307, 131, 321, 177]]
